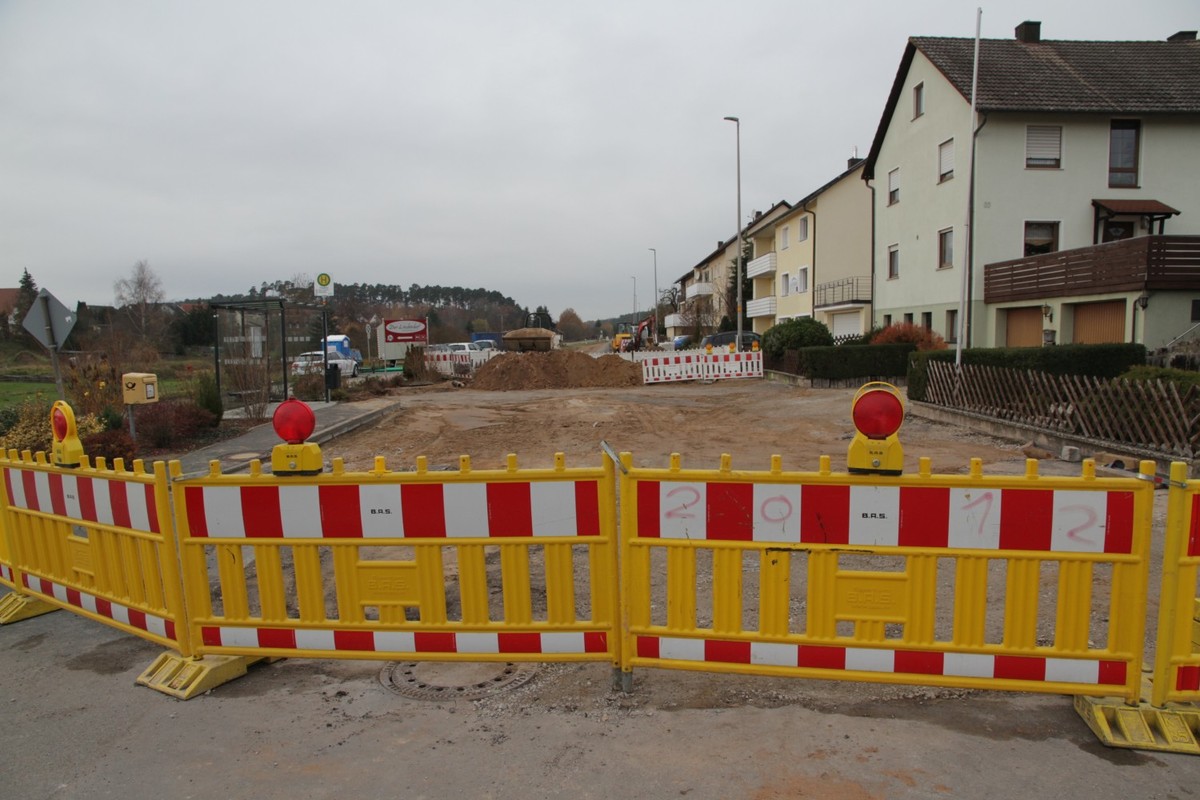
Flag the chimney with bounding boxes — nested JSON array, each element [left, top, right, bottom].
[[1168, 30, 1197, 42], [848, 157, 864, 169], [1015, 20, 1041, 43], [753, 210, 763, 221]]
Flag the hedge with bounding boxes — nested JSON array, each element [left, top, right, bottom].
[[766, 343, 917, 380]]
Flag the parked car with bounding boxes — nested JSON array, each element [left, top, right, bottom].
[[699, 331, 761, 352], [447, 342, 481, 352], [672, 334, 694, 349], [473, 339, 499, 351], [290, 351, 358, 377]]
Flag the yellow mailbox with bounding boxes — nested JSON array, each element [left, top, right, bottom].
[[121, 372, 159, 405]]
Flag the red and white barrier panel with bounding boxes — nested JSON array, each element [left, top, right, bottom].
[[201, 627, 608, 655], [183, 479, 603, 539], [704, 352, 763, 380], [635, 480, 1135, 554], [21, 573, 176, 640], [2, 467, 160, 533], [641, 353, 707, 383], [1, 564, 13, 583], [424, 350, 500, 377], [634, 636, 1127, 687]]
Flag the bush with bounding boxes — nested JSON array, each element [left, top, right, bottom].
[[762, 318, 834, 359], [62, 354, 123, 418], [132, 399, 216, 449], [291, 373, 326, 401], [767, 343, 916, 380], [1120, 365, 1200, 392], [872, 322, 947, 351], [190, 370, 223, 425], [0, 399, 105, 456], [82, 428, 137, 466]]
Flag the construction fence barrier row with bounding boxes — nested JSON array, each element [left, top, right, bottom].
[[1, 421, 1199, 753]]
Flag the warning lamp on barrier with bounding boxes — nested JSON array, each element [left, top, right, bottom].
[[270, 398, 323, 476], [847, 381, 905, 475], [50, 400, 84, 468]]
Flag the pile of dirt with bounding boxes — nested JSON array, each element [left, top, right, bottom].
[[471, 350, 643, 390], [502, 327, 556, 340]]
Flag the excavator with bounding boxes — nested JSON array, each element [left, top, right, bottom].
[[612, 315, 655, 352]]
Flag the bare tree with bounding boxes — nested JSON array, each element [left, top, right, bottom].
[[114, 260, 166, 341]]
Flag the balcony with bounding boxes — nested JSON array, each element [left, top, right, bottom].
[[664, 313, 685, 328], [686, 282, 714, 299], [984, 235, 1200, 303], [814, 276, 871, 308], [746, 297, 777, 318], [746, 252, 777, 279]]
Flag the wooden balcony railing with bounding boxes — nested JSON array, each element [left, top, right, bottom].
[[984, 235, 1200, 304]]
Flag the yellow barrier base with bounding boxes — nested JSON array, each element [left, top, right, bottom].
[[1075, 694, 1200, 755], [0, 592, 58, 625], [137, 652, 270, 700]]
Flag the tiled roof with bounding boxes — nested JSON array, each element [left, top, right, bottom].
[[914, 36, 1200, 113], [1092, 198, 1180, 215]]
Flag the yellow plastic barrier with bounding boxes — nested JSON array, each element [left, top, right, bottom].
[[618, 451, 1155, 703], [0, 450, 188, 647], [168, 453, 620, 673]]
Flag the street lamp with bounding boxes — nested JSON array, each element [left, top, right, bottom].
[[631, 275, 637, 326], [649, 248, 658, 344], [723, 116, 743, 349]]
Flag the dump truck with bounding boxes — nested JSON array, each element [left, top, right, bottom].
[[502, 311, 560, 352]]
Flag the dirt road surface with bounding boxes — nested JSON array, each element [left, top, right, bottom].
[[4, 380, 1199, 799]]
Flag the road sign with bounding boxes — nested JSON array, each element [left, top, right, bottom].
[[22, 289, 76, 351], [314, 272, 334, 298]]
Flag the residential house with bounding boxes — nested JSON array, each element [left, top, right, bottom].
[[668, 201, 791, 341], [863, 22, 1200, 348], [750, 159, 872, 338]]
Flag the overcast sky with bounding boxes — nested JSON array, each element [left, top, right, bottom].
[[1, 1, 1195, 321]]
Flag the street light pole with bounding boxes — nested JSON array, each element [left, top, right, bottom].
[[723, 116, 743, 349], [631, 276, 637, 326], [649, 248, 658, 344]]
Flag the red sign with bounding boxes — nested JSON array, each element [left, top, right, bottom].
[[383, 319, 427, 343]]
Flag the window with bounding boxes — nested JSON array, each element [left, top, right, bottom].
[[938, 139, 954, 182], [1192, 300, 1200, 323], [887, 245, 899, 279], [1026, 125, 1062, 168], [780, 226, 789, 249], [888, 169, 899, 204], [903, 313, 914, 325], [921, 312, 932, 330], [797, 217, 809, 242], [883, 314, 893, 327], [1024, 221, 1059, 256], [913, 82, 924, 118], [946, 309, 958, 343], [796, 267, 808, 294], [938, 228, 954, 269], [780, 273, 790, 297], [1109, 120, 1140, 187]]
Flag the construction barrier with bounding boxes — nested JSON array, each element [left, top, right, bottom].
[[1151, 463, 1200, 707], [0, 450, 189, 650], [424, 349, 500, 377], [640, 351, 763, 384], [147, 452, 619, 696], [617, 452, 1154, 703]]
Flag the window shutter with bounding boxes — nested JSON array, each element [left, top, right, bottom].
[[939, 140, 955, 176], [888, 170, 899, 192], [1026, 126, 1061, 165]]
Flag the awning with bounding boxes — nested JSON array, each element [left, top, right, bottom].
[[1092, 199, 1180, 216]]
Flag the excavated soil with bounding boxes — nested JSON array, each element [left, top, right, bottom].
[[470, 350, 642, 390]]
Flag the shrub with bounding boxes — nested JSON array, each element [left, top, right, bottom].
[[62, 354, 123, 418], [0, 399, 105, 456], [292, 373, 326, 401], [872, 322, 947, 351], [762, 318, 834, 359], [82, 428, 138, 466], [190, 370, 223, 425], [131, 399, 216, 449], [1120, 365, 1200, 392]]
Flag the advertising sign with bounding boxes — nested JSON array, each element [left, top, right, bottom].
[[383, 319, 428, 343]]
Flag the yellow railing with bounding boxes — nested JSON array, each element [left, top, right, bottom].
[[618, 452, 1155, 703]]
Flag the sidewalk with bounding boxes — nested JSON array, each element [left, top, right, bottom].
[[170, 395, 407, 476]]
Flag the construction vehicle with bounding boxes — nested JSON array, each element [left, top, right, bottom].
[[612, 316, 654, 352], [502, 311, 560, 352]]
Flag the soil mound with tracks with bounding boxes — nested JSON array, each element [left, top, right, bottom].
[[470, 350, 642, 390]]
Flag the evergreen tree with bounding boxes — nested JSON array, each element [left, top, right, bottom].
[[14, 269, 39, 343]]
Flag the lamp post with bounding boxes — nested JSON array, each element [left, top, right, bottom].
[[631, 276, 637, 327], [649, 248, 658, 344], [723, 116, 743, 349]]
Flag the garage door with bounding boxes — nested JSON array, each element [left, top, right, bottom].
[[1005, 307, 1044, 347], [831, 312, 860, 339], [1073, 301, 1126, 344]]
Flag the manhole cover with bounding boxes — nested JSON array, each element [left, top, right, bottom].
[[379, 661, 537, 701]]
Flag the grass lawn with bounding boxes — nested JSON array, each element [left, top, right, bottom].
[[0, 380, 60, 409]]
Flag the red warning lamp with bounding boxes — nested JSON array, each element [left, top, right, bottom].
[[847, 382, 905, 475], [270, 399, 323, 476], [49, 400, 84, 468], [272, 399, 316, 444]]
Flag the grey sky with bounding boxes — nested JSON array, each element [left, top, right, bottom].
[[2, 0, 1195, 321]]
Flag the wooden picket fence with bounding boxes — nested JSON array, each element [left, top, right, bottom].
[[923, 361, 1200, 459]]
